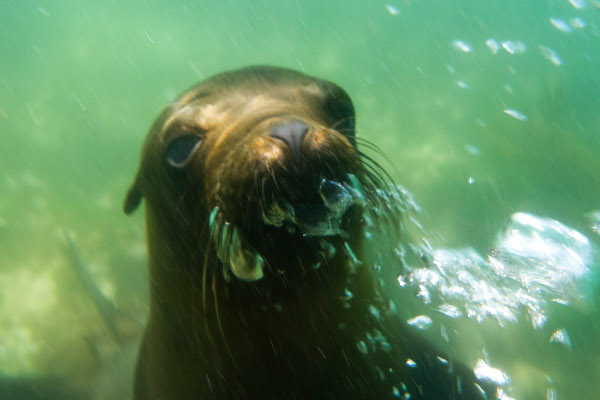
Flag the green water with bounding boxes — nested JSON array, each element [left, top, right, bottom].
[[1, 0, 599, 399]]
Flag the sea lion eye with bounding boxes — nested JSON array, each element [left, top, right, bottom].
[[165, 134, 202, 167], [333, 118, 355, 136]]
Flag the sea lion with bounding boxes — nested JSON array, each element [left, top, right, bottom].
[[124, 66, 497, 399]]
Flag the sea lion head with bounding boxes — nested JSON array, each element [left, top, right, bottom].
[[124, 66, 386, 287]]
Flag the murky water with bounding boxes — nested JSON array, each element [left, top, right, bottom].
[[1, 1, 599, 399]]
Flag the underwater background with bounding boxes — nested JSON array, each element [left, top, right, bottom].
[[1, 0, 599, 399]]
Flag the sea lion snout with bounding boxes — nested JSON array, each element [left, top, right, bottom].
[[269, 119, 309, 169]]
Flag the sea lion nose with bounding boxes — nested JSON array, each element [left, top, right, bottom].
[[270, 120, 309, 168]]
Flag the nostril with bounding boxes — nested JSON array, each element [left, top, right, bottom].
[[269, 120, 309, 168]]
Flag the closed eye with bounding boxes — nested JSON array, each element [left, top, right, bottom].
[[165, 134, 203, 167], [332, 117, 355, 137]]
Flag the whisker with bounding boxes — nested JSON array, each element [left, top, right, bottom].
[[332, 116, 356, 131], [213, 268, 238, 368]]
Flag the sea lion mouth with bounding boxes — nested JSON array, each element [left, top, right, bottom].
[[208, 174, 366, 282], [262, 175, 364, 236]]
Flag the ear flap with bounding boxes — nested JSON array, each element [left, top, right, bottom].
[[123, 180, 142, 215]]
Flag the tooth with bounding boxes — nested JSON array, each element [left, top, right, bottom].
[[209, 208, 222, 244], [208, 207, 220, 230], [228, 225, 265, 281], [217, 221, 232, 264], [209, 209, 265, 282]]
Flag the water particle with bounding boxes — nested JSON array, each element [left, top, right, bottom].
[[144, 31, 155, 44], [406, 358, 417, 368], [547, 387, 559, 400], [438, 303, 463, 318], [456, 80, 470, 90], [503, 108, 528, 121], [569, 0, 586, 8], [497, 388, 517, 400], [501, 40, 526, 55], [452, 39, 472, 53], [465, 144, 481, 155], [474, 358, 510, 386], [369, 305, 381, 320], [539, 45, 563, 66], [441, 324, 450, 342], [397, 275, 408, 287], [385, 4, 400, 15], [569, 17, 587, 29], [486, 38, 500, 54], [473, 383, 487, 398], [437, 356, 449, 365], [550, 329, 572, 347], [407, 315, 433, 330], [356, 340, 368, 355], [416, 284, 431, 303], [586, 210, 600, 234], [549, 17, 572, 33], [467, 177, 475, 184]]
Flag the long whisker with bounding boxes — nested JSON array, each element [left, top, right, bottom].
[[213, 268, 238, 368], [202, 244, 210, 314]]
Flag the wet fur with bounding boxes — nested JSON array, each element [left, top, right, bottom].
[[124, 66, 496, 399]]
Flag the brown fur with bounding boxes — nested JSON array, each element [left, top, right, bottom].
[[124, 66, 496, 399]]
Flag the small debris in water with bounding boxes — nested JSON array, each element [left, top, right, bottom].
[[586, 210, 600, 234], [455, 80, 470, 90], [569, 0, 586, 9], [501, 40, 526, 55], [438, 304, 463, 318], [549, 329, 572, 348], [369, 305, 382, 321], [406, 358, 417, 368], [503, 108, 528, 121], [452, 39, 472, 53], [385, 4, 400, 15], [464, 144, 481, 156], [356, 340, 368, 355], [486, 38, 500, 54], [497, 388, 517, 400], [539, 45, 563, 66], [569, 17, 586, 29], [407, 315, 433, 330], [474, 358, 510, 386], [549, 17, 572, 33]]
